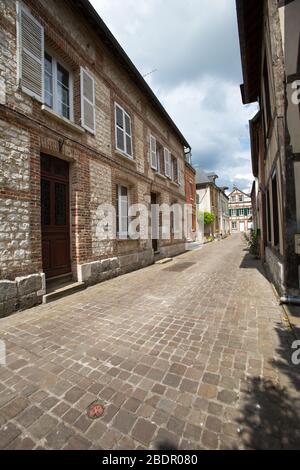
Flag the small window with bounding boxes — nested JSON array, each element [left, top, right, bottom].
[[150, 135, 157, 170], [171, 156, 178, 183], [115, 104, 133, 158], [239, 195, 243, 202], [232, 221, 237, 230], [156, 142, 164, 174], [116, 185, 129, 239], [44, 52, 72, 120]]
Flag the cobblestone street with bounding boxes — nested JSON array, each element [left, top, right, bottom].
[[0, 234, 299, 450]]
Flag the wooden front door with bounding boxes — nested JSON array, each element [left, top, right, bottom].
[[151, 192, 158, 253], [41, 154, 71, 278]]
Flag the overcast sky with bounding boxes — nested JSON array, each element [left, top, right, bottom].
[[90, 0, 258, 193]]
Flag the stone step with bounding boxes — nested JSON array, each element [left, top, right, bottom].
[[42, 282, 86, 304], [155, 258, 173, 265]]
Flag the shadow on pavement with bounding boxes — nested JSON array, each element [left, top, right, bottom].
[[236, 376, 300, 449]]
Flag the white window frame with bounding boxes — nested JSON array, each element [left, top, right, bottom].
[[115, 103, 133, 159], [164, 148, 172, 179], [43, 49, 74, 122], [150, 135, 157, 170], [80, 66, 96, 134], [117, 184, 129, 239]]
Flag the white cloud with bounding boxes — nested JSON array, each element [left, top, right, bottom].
[[90, 0, 257, 191]]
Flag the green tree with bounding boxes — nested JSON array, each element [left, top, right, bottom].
[[203, 212, 215, 226]]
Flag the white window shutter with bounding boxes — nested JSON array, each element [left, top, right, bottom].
[[17, 2, 44, 102], [164, 148, 171, 178], [80, 67, 96, 134], [178, 160, 183, 186], [150, 135, 157, 169]]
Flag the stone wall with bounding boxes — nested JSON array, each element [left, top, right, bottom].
[[0, 0, 188, 317], [0, 273, 45, 318], [265, 246, 284, 294]]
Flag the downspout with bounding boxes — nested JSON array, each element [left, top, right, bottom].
[[280, 295, 300, 306]]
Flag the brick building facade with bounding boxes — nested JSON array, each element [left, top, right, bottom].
[[0, 0, 191, 316], [184, 159, 196, 240]]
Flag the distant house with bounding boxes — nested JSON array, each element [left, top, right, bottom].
[[184, 156, 197, 241], [228, 188, 252, 233], [196, 170, 230, 238]]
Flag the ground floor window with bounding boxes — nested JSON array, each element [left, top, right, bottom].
[[231, 221, 237, 230], [116, 185, 129, 239]]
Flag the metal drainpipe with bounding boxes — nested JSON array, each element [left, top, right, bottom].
[[280, 295, 300, 306]]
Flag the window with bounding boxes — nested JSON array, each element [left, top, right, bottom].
[[116, 185, 129, 239], [231, 195, 236, 202], [239, 195, 243, 202], [164, 148, 172, 178], [171, 156, 178, 183], [272, 172, 279, 247], [232, 222, 237, 230], [150, 135, 157, 170], [263, 56, 272, 134], [266, 189, 271, 243], [115, 104, 133, 158], [44, 52, 72, 120], [156, 142, 164, 174], [189, 182, 193, 200]]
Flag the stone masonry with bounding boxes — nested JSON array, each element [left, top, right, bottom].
[[0, 0, 191, 316], [0, 235, 299, 450]]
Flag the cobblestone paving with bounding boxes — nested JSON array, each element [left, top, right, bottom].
[[0, 235, 300, 450]]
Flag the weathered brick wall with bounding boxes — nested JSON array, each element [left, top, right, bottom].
[[0, 0, 188, 315]]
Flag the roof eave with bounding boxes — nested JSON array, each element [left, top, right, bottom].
[[75, 0, 191, 149]]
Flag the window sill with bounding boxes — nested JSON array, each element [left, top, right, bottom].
[[115, 149, 135, 162], [170, 180, 180, 187], [156, 172, 167, 180], [41, 105, 85, 134]]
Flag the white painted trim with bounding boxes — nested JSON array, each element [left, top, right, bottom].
[[80, 66, 96, 135], [114, 102, 133, 159]]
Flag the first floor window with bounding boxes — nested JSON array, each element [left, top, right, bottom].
[[44, 52, 72, 120], [117, 185, 129, 239], [115, 104, 133, 158], [171, 156, 178, 183]]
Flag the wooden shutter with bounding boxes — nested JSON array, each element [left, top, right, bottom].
[[17, 2, 44, 102], [80, 67, 96, 134], [178, 160, 183, 186], [118, 185, 128, 239], [164, 148, 171, 178], [150, 135, 157, 169]]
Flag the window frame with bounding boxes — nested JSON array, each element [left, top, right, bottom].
[[115, 103, 133, 159], [43, 49, 74, 122], [116, 184, 129, 240], [150, 135, 157, 170]]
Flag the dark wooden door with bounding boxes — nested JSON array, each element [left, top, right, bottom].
[[151, 192, 158, 252], [41, 154, 71, 278]]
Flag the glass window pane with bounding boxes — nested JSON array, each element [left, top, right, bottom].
[[44, 53, 53, 108], [126, 135, 132, 156], [57, 63, 69, 88], [57, 83, 69, 107], [116, 106, 123, 128], [125, 114, 131, 135], [117, 127, 125, 151], [45, 53, 52, 74], [57, 101, 70, 119]]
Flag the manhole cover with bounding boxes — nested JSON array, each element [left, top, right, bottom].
[[164, 262, 195, 272], [87, 402, 105, 419]]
